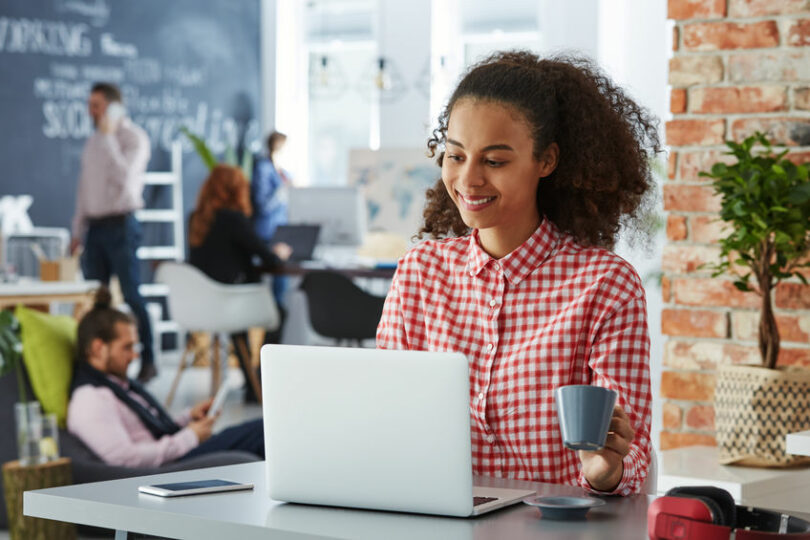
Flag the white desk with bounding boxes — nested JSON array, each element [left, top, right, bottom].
[[659, 445, 810, 515], [24, 462, 656, 540], [0, 279, 99, 314], [787, 431, 810, 457]]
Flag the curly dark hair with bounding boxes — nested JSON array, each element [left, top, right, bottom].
[[420, 50, 662, 249]]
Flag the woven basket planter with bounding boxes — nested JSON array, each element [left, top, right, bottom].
[[715, 364, 810, 467]]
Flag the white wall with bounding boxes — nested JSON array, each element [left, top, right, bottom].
[[540, 0, 600, 57], [260, 0, 277, 136], [597, 0, 670, 457], [378, 0, 433, 148]]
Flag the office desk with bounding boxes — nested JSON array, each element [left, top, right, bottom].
[[659, 445, 810, 516], [25, 462, 653, 540], [0, 279, 100, 316], [269, 263, 397, 280]]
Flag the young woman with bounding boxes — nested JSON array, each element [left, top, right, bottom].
[[188, 164, 291, 401], [189, 164, 290, 283], [377, 51, 660, 495]]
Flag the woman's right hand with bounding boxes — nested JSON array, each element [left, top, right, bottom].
[[272, 242, 293, 261]]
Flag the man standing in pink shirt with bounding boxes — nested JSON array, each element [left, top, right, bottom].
[[70, 82, 156, 383], [67, 287, 264, 468]]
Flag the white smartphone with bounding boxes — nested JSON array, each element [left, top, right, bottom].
[[105, 102, 126, 123], [207, 376, 232, 418], [138, 479, 254, 497]]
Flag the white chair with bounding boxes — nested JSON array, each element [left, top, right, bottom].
[[155, 262, 279, 406]]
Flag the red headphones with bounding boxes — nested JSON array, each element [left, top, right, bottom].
[[648, 486, 810, 539]]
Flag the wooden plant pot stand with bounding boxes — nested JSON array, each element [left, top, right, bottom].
[[2, 458, 76, 540]]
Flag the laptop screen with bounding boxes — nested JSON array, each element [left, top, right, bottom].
[[269, 224, 321, 262]]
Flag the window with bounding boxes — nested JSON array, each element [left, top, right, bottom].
[[460, 0, 540, 67]]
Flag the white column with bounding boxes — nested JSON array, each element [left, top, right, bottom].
[[539, 0, 600, 58], [378, 0, 432, 149], [260, 0, 277, 136], [273, 0, 309, 183]]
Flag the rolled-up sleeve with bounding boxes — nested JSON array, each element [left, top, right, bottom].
[[579, 292, 652, 496]]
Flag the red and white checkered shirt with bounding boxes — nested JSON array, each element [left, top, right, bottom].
[[376, 219, 651, 495]]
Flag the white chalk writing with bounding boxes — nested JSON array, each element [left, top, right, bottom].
[[0, 18, 92, 56], [100, 32, 137, 58]]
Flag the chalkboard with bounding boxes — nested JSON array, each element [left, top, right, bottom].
[[0, 0, 262, 236]]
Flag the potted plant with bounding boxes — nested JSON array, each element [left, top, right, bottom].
[[700, 131, 810, 466], [179, 126, 253, 179], [0, 310, 25, 402], [0, 310, 45, 465]]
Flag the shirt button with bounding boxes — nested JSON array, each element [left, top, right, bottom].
[[493, 263, 500, 270], [487, 343, 494, 351], [478, 392, 484, 401], [469, 271, 474, 277], [487, 435, 495, 443], [489, 299, 497, 307]]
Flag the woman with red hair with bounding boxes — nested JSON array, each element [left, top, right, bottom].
[[189, 164, 290, 282], [188, 164, 290, 401]]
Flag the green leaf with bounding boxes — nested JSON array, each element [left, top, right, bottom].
[[223, 145, 238, 166], [241, 151, 254, 183], [774, 231, 791, 245], [788, 182, 810, 204], [752, 214, 767, 229], [179, 126, 218, 170], [733, 281, 751, 292], [0, 312, 21, 377]]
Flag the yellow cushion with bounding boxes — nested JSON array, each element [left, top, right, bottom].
[[15, 305, 77, 427]]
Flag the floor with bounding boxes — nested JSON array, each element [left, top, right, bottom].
[[1, 360, 262, 540]]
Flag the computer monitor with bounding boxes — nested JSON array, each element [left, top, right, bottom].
[[287, 187, 366, 246]]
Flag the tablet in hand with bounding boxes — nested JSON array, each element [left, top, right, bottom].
[[208, 376, 233, 418]]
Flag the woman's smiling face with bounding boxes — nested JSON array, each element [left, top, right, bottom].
[[442, 98, 554, 256]]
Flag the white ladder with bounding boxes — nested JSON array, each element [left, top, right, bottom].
[[135, 141, 184, 346]]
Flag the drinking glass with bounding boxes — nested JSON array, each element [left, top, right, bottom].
[[14, 401, 45, 465], [39, 412, 60, 461]]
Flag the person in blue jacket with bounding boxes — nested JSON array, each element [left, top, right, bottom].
[[251, 131, 290, 242], [251, 131, 291, 345]]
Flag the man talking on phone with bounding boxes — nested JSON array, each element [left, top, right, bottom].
[[67, 287, 264, 468], [70, 82, 157, 383]]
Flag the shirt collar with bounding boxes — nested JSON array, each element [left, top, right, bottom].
[[465, 218, 560, 285], [107, 373, 130, 391]]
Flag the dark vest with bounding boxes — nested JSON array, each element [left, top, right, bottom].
[[71, 362, 180, 439]]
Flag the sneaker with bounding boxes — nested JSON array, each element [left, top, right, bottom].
[[136, 363, 158, 384]]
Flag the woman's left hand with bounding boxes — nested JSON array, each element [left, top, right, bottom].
[[578, 404, 635, 492]]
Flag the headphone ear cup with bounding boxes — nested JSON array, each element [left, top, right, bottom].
[[665, 486, 736, 527]]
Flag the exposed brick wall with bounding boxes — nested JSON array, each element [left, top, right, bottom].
[[663, 0, 810, 451]]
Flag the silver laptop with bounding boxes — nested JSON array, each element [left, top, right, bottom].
[[260, 345, 536, 517]]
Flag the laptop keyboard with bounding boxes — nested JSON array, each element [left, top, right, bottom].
[[473, 496, 499, 506]]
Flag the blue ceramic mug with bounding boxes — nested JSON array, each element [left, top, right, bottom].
[[554, 385, 618, 451]]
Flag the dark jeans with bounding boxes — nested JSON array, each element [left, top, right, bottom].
[[179, 418, 264, 460], [81, 214, 154, 368]]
